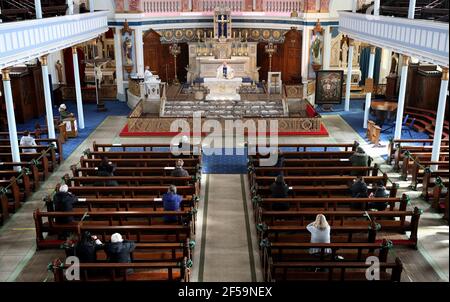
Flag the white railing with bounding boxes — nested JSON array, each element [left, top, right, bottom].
[[197, 0, 244, 12], [339, 11, 449, 67], [262, 0, 303, 12], [142, 0, 183, 13], [0, 11, 109, 70]]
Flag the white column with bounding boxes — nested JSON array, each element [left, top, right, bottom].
[[1, 69, 21, 164], [344, 38, 354, 111], [114, 27, 125, 101], [72, 47, 85, 129], [374, 0, 380, 16], [323, 26, 331, 70], [301, 27, 310, 96], [431, 68, 449, 169], [135, 27, 145, 77], [40, 55, 56, 139], [364, 46, 376, 128], [89, 0, 95, 12], [67, 0, 74, 15], [34, 0, 43, 19], [352, 0, 357, 12], [408, 0, 417, 19], [253, 0, 256, 11], [394, 56, 410, 140]]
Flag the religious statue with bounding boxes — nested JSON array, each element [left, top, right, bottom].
[[390, 53, 399, 75], [311, 34, 323, 65], [123, 37, 133, 66], [216, 62, 234, 80], [86, 60, 109, 88], [55, 60, 64, 84]]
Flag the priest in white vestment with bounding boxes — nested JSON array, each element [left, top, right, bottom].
[[216, 62, 234, 80], [144, 66, 154, 96]]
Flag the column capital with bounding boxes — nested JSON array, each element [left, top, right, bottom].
[[402, 56, 410, 66], [1, 69, 11, 81], [39, 55, 48, 66], [370, 46, 376, 54], [348, 38, 355, 46], [72, 46, 78, 54], [442, 68, 449, 81]]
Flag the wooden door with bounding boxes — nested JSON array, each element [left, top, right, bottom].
[[282, 29, 302, 84]]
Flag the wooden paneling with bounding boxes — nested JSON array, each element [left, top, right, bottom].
[[144, 30, 189, 83], [257, 29, 302, 84], [405, 64, 442, 110]]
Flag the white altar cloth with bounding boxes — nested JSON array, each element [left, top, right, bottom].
[[203, 77, 242, 101]]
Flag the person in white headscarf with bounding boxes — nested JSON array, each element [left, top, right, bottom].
[[105, 233, 136, 273], [58, 104, 73, 121]]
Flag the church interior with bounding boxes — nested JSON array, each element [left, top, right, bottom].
[[0, 0, 449, 284]]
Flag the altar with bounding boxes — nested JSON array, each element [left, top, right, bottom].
[[204, 77, 242, 101]]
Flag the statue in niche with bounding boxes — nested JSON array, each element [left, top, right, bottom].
[[341, 40, 348, 68], [55, 60, 64, 84], [123, 37, 133, 66], [311, 33, 323, 66], [390, 53, 399, 75]]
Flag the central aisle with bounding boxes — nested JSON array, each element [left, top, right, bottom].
[[196, 174, 261, 282]]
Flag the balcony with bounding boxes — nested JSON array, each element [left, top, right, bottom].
[[339, 11, 449, 67], [114, 0, 328, 14]]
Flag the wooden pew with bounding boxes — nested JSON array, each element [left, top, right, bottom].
[[84, 150, 201, 160], [0, 149, 57, 173], [64, 175, 197, 187], [251, 151, 355, 160], [0, 177, 21, 214], [400, 152, 449, 179], [262, 240, 393, 281], [51, 258, 190, 282], [0, 170, 32, 197], [92, 141, 203, 153], [253, 183, 398, 199], [34, 209, 193, 249], [250, 166, 380, 177], [0, 137, 64, 163], [249, 158, 371, 168], [423, 171, 450, 201], [410, 161, 449, 189], [0, 161, 47, 182], [0, 124, 67, 143], [79, 157, 201, 169], [431, 179, 449, 216], [387, 138, 449, 165], [71, 166, 200, 178], [248, 142, 359, 152], [67, 185, 198, 199], [267, 258, 403, 282], [258, 208, 421, 248], [394, 146, 449, 171]]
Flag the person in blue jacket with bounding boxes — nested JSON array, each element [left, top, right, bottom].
[[162, 185, 183, 222]]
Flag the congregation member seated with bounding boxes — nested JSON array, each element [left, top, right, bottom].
[[162, 185, 183, 222], [58, 104, 74, 121], [105, 233, 136, 275], [350, 176, 369, 210], [176, 135, 191, 155], [306, 214, 332, 255], [268, 149, 284, 176], [19, 130, 37, 153], [269, 175, 290, 211], [349, 147, 369, 176], [53, 184, 78, 224], [368, 181, 390, 211], [95, 157, 118, 186], [75, 231, 104, 263], [171, 159, 190, 177]]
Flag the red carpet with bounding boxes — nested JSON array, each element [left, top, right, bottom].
[[119, 123, 329, 137]]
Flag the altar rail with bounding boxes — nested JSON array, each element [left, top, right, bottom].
[[115, 0, 329, 13], [127, 100, 323, 134]]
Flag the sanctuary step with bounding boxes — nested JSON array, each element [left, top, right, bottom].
[[163, 99, 286, 118]]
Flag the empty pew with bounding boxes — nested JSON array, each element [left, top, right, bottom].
[[423, 171, 450, 201], [431, 178, 449, 217], [0, 138, 63, 164], [387, 138, 449, 165], [400, 152, 449, 179], [0, 161, 47, 182], [410, 161, 449, 189], [267, 258, 403, 282], [394, 146, 449, 171], [0, 177, 21, 215], [92, 142, 203, 153], [51, 258, 190, 282]]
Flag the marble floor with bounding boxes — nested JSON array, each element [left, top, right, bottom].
[[2, 114, 448, 282]]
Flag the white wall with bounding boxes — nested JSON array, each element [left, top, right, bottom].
[[329, 0, 354, 16], [94, 0, 115, 14]]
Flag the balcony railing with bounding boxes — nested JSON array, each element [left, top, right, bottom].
[[195, 0, 245, 12], [262, 0, 303, 13], [339, 11, 449, 67], [0, 11, 109, 69], [141, 0, 183, 13]]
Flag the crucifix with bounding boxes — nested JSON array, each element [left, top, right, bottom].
[[85, 57, 110, 112], [217, 15, 230, 39]]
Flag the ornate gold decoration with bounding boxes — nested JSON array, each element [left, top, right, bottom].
[[441, 68, 449, 81], [370, 46, 376, 54], [1, 69, 11, 81], [262, 30, 271, 40], [39, 55, 48, 66], [121, 20, 133, 35], [72, 46, 78, 55], [313, 20, 323, 35]]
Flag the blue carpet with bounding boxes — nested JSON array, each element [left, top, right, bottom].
[[202, 148, 248, 174], [16, 100, 131, 160]]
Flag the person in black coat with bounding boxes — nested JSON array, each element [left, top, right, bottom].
[[53, 184, 78, 224], [98, 156, 116, 175], [269, 175, 290, 211], [350, 176, 369, 210], [368, 182, 390, 211], [75, 231, 104, 263], [105, 233, 136, 264]]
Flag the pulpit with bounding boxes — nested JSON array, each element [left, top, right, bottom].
[[63, 117, 78, 138]]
